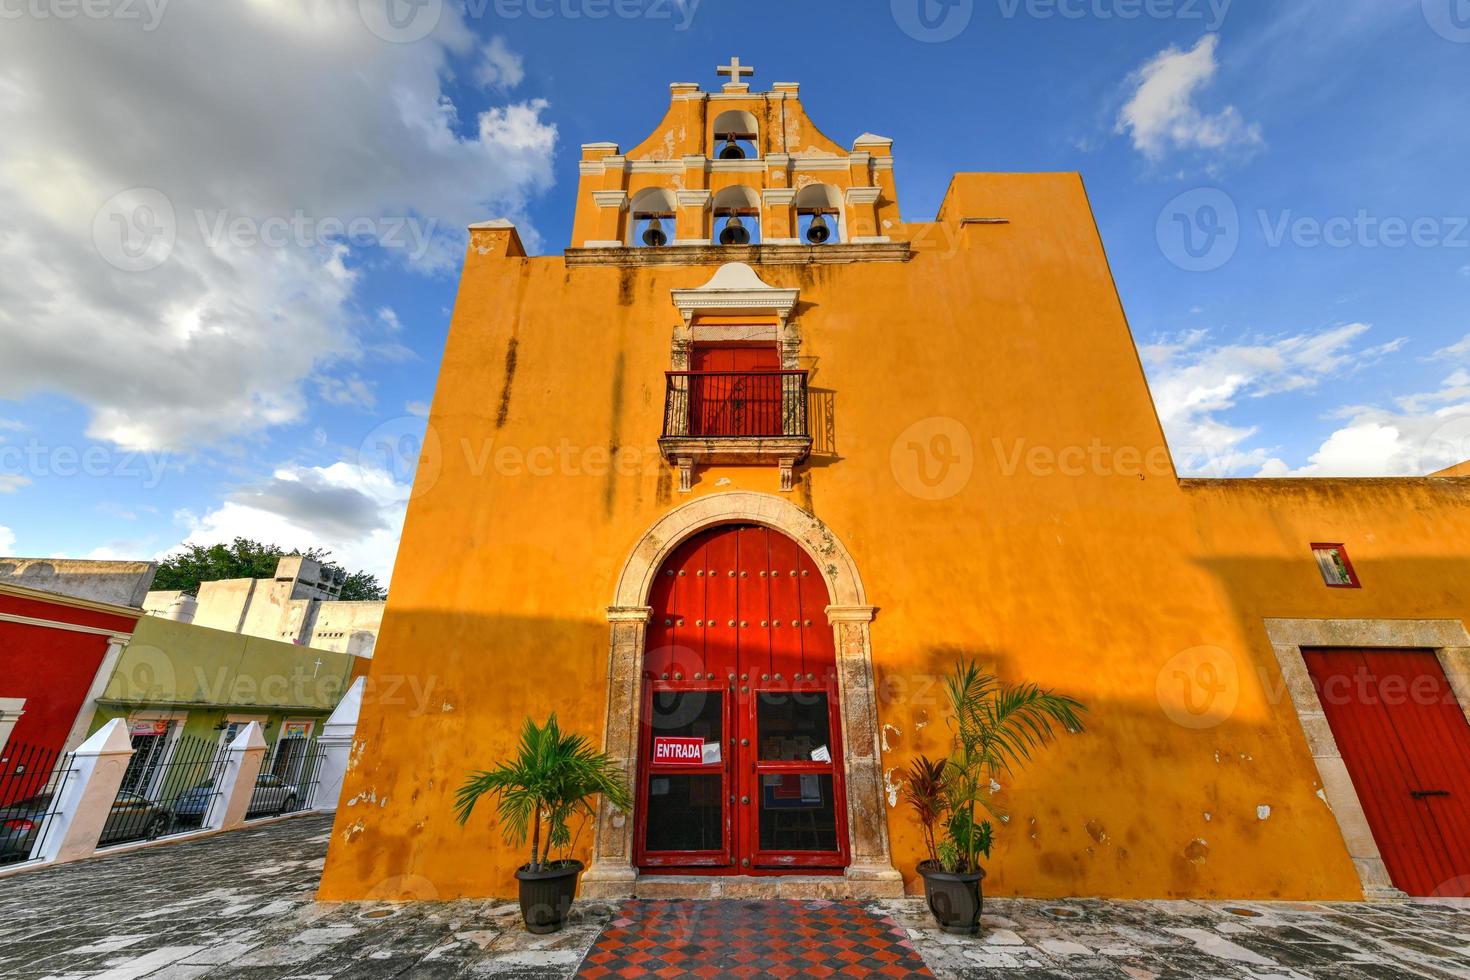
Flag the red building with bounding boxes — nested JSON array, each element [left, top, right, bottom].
[[0, 582, 143, 758]]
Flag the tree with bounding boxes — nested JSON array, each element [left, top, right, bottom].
[[152, 537, 387, 601]]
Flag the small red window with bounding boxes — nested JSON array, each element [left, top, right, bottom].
[[1311, 543, 1361, 589]]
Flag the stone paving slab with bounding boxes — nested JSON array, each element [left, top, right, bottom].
[[0, 813, 1468, 978]]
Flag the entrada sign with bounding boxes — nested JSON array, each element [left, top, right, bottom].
[[652, 736, 706, 766]]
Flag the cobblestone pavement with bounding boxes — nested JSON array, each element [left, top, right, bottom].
[[1, 814, 1468, 978]]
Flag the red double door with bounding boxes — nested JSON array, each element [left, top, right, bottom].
[[635, 524, 849, 874], [1304, 649, 1470, 896], [687, 344, 784, 438]]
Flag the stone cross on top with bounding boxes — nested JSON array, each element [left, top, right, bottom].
[[717, 56, 755, 88]]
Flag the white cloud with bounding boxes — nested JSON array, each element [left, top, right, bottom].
[[0, 474, 32, 493], [0, 525, 15, 554], [1141, 323, 1404, 476], [1274, 369, 1470, 477], [1117, 35, 1263, 162], [315, 374, 377, 410], [475, 35, 526, 91], [0, 7, 556, 453], [170, 459, 409, 582], [405, 400, 431, 418]]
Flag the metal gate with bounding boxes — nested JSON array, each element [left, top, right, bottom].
[[0, 743, 78, 866]]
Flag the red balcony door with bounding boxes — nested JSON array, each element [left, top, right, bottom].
[[635, 524, 849, 874], [688, 344, 782, 437], [1303, 649, 1470, 896]]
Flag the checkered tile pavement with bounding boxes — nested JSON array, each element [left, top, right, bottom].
[[576, 899, 932, 978]]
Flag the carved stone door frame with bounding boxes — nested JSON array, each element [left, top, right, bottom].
[[581, 492, 903, 898]]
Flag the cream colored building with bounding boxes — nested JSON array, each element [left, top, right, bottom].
[[144, 556, 384, 658]]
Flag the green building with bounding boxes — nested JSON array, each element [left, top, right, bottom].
[[85, 615, 365, 807]]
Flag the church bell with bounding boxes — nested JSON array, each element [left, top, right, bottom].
[[719, 215, 751, 246], [642, 216, 669, 248], [718, 135, 746, 160], [806, 212, 832, 245]]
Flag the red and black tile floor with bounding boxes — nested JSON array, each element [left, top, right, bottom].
[[576, 899, 932, 978]]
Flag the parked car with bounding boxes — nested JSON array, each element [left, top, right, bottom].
[[1, 791, 172, 862], [249, 773, 300, 818], [172, 773, 299, 826]]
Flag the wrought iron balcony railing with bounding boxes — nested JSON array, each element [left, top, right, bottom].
[[662, 370, 810, 439]]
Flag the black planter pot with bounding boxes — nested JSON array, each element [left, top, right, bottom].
[[917, 860, 986, 936], [514, 859, 584, 934]]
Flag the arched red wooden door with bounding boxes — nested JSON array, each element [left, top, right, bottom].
[[634, 524, 849, 874]]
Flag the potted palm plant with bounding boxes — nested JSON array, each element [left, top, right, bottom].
[[455, 713, 631, 934], [907, 660, 1086, 936]]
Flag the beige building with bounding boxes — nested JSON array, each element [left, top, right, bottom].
[[144, 556, 384, 658]]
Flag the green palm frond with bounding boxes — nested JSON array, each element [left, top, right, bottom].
[[455, 713, 632, 871], [922, 659, 1088, 873]]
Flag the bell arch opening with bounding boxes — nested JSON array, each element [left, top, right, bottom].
[[712, 109, 759, 160], [629, 187, 677, 247], [582, 492, 903, 898]]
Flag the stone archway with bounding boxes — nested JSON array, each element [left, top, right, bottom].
[[581, 492, 903, 898]]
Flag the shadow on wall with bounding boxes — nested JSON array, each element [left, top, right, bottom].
[[882, 643, 1364, 901], [319, 607, 1366, 903]]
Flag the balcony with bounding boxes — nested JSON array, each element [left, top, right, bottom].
[[660, 370, 813, 492]]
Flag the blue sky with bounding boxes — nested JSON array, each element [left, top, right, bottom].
[[1, 0, 1468, 581]]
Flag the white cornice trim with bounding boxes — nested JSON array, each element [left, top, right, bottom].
[[591, 191, 629, 210], [790, 158, 851, 172], [0, 611, 132, 642], [762, 188, 797, 205], [675, 190, 711, 208], [711, 160, 767, 174], [845, 186, 882, 206], [627, 160, 688, 174], [671, 262, 799, 319]]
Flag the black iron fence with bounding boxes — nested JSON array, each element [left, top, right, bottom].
[[0, 742, 79, 866], [663, 370, 809, 439], [246, 735, 326, 820], [102, 734, 229, 848]]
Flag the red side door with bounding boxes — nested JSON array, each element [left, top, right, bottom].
[[1303, 649, 1470, 896]]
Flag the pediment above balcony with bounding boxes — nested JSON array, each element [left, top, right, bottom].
[[671, 262, 799, 323]]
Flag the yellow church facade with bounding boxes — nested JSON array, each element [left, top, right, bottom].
[[320, 63, 1470, 904]]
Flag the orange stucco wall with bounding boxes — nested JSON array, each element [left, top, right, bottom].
[[319, 140, 1470, 903]]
